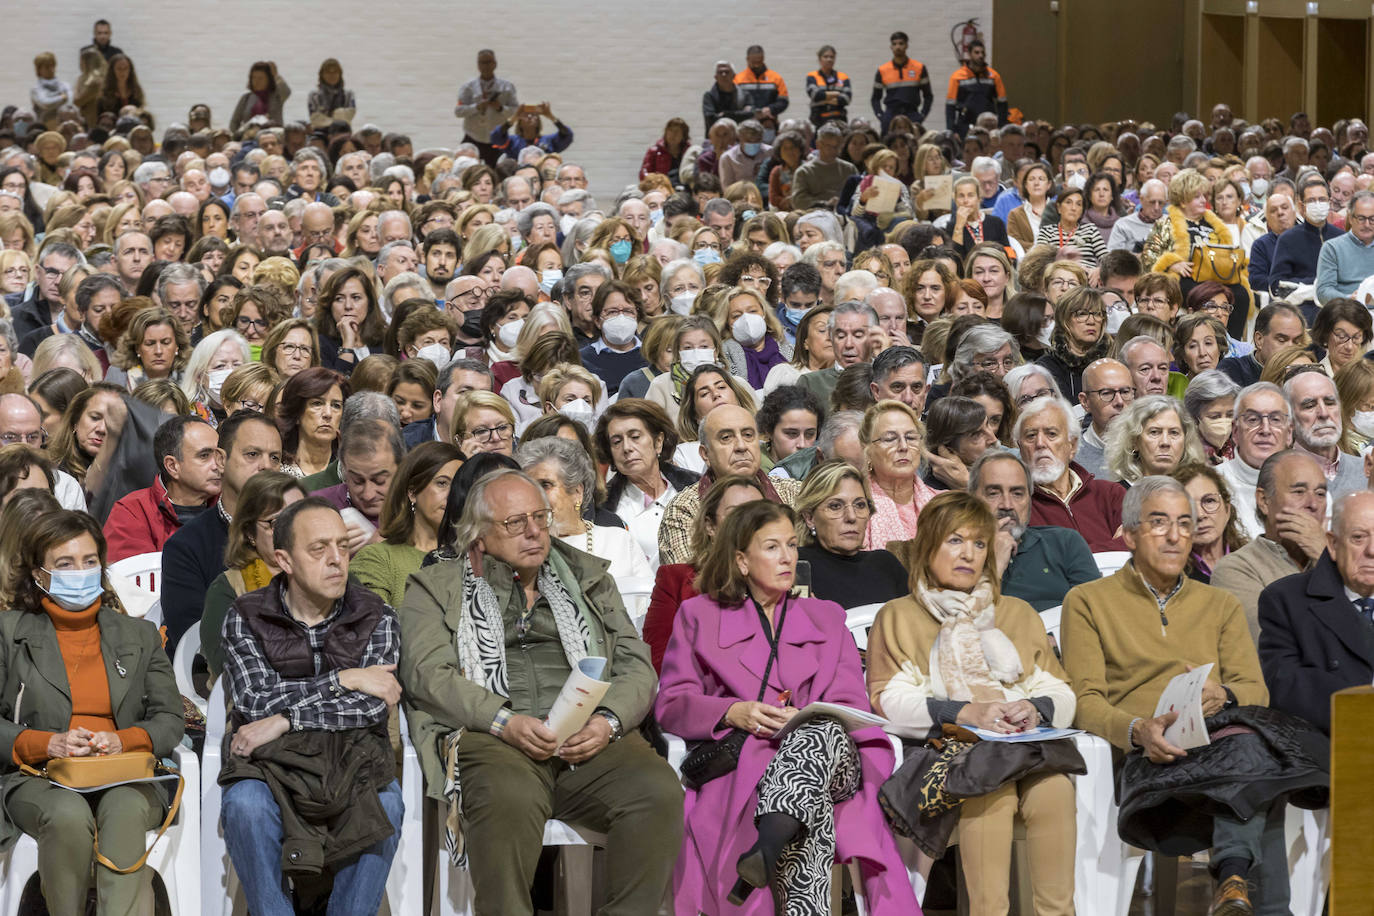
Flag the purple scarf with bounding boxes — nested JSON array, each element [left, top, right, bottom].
[[741, 336, 784, 390]]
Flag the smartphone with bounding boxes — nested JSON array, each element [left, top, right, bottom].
[[792, 560, 812, 599], [518, 103, 540, 116]]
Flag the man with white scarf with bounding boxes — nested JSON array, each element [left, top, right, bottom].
[[398, 468, 680, 913]]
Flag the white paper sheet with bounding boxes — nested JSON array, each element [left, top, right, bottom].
[[543, 656, 610, 748], [770, 701, 927, 742], [924, 173, 953, 211], [867, 174, 904, 214], [970, 726, 1083, 743], [1152, 663, 1214, 750]]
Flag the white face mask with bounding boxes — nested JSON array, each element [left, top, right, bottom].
[[415, 343, 451, 368], [1306, 201, 1331, 223], [559, 214, 578, 235], [1036, 319, 1055, 349], [601, 314, 638, 347], [208, 166, 231, 188], [558, 397, 594, 428], [1352, 410, 1374, 439], [1065, 172, 1087, 191], [670, 293, 696, 316], [1105, 306, 1129, 336], [539, 269, 562, 295], [678, 347, 716, 372], [1250, 177, 1271, 199], [731, 312, 767, 346], [206, 367, 233, 403], [497, 318, 524, 350]]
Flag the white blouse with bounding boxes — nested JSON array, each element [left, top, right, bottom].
[[612, 477, 680, 569]]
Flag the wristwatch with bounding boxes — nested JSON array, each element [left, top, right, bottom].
[[595, 710, 623, 741]]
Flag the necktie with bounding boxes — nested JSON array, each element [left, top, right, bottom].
[[1355, 596, 1374, 626]]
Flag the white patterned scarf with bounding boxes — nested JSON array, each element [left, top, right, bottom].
[[915, 576, 1023, 703], [442, 552, 592, 865]]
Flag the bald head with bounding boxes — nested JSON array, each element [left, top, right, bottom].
[[499, 265, 538, 301], [700, 402, 760, 477], [301, 202, 334, 247], [167, 191, 198, 219], [0, 393, 43, 444], [1079, 358, 1134, 432]]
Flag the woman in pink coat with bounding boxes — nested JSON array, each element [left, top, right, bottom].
[[655, 500, 921, 915]]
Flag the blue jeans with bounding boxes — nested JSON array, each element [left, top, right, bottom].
[[222, 778, 403, 916]]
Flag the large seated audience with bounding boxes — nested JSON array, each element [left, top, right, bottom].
[[5, 16, 1373, 915]]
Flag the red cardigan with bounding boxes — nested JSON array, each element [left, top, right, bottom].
[[1028, 462, 1127, 552], [639, 138, 682, 180], [102, 476, 193, 562], [643, 563, 699, 674]]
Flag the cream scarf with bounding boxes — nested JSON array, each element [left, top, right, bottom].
[[915, 576, 1023, 703]]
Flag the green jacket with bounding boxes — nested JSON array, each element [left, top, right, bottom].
[[0, 604, 185, 852], [398, 540, 657, 800]]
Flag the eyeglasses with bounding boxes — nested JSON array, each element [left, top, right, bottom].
[[1201, 300, 1233, 316], [1237, 411, 1290, 430], [740, 274, 772, 289], [1046, 278, 1076, 291], [1141, 514, 1194, 536], [466, 422, 513, 442], [1086, 386, 1135, 402], [1137, 295, 1171, 309], [1196, 493, 1224, 514], [494, 508, 554, 536], [875, 432, 922, 450], [1068, 308, 1105, 321], [278, 343, 314, 357], [235, 316, 268, 331], [233, 399, 265, 413], [818, 497, 872, 518], [1350, 214, 1374, 226], [600, 309, 637, 321], [2, 267, 27, 278], [448, 289, 487, 307], [1329, 329, 1365, 346], [973, 356, 1017, 373], [1015, 388, 1054, 407], [0, 430, 46, 447]]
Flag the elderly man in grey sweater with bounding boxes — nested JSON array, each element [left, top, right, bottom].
[[1316, 190, 1374, 304]]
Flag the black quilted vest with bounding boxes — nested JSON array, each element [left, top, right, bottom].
[[235, 576, 387, 678]]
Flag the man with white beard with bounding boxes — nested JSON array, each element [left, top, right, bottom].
[[1015, 395, 1127, 551], [1286, 370, 1365, 502], [1216, 381, 1296, 539]]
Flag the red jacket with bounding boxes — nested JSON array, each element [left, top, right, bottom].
[[1028, 462, 1126, 552], [643, 563, 699, 674], [639, 138, 682, 180], [103, 476, 186, 562]]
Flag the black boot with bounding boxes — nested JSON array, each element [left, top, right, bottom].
[[728, 812, 804, 904]]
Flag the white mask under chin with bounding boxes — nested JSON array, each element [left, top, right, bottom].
[[558, 398, 594, 429], [497, 318, 524, 350], [1352, 410, 1374, 438]]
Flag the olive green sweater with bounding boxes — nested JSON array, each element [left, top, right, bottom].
[[1061, 562, 1267, 751]]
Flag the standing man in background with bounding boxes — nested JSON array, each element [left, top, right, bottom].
[[733, 45, 789, 141], [946, 39, 1007, 137], [805, 45, 851, 127], [872, 31, 932, 131], [454, 49, 518, 167], [81, 19, 123, 61]]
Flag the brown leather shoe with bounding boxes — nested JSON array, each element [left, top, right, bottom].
[[1207, 875, 1254, 915]]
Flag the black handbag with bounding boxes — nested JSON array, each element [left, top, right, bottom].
[[680, 595, 787, 790]]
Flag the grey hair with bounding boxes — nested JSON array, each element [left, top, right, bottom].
[[438, 357, 493, 393], [651, 238, 690, 262], [375, 240, 416, 272], [967, 449, 1031, 492], [0, 319, 18, 359], [1330, 487, 1374, 535], [795, 211, 843, 244], [281, 198, 308, 221], [155, 262, 205, 303], [557, 188, 593, 209], [516, 436, 596, 514], [515, 202, 558, 238], [1350, 189, 1374, 211], [341, 390, 401, 433], [1121, 475, 1195, 531], [559, 213, 604, 265], [230, 192, 263, 218], [1233, 381, 1291, 423], [950, 325, 1020, 383], [1002, 363, 1062, 401], [1182, 369, 1241, 422], [1255, 449, 1323, 527], [450, 468, 552, 552], [132, 161, 169, 184], [818, 410, 863, 457], [310, 257, 351, 292], [292, 147, 329, 176], [377, 210, 412, 239], [1012, 396, 1080, 445], [661, 258, 704, 290], [563, 261, 612, 290], [816, 122, 845, 140], [1282, 365, 1337, 403], [1167, 135, 1198, 152], [382, 271, 427, 307], [970, 156, 1000, 175], [711, 118, 739, 133], [1103, 394, 1206, 484], [368, 152, 397, 183], [384, 164, 414, 185], [501, 175, 532, 199], [830, 299, 879, 328], [801, 239, 846, 266], [834, 270, 878, 304], [1119, 334, 1169, 368], [762, 242, 802, 263], [702, 197, 734, 220]]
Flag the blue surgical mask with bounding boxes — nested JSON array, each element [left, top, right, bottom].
[[784, 305, 810, 326], [694, 247, 722, 266], [539, 268, 563, 295], [743, 142, 762, 157], [40, 566, 105, 611], [741, 209, 758, 221], [649, 208, 664, 226], [610, 239, 633, 263]]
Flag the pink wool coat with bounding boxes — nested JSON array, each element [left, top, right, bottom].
[[655, 593, 921, 916]]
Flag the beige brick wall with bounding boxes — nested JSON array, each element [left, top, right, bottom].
[[4, 1, 992, 201]]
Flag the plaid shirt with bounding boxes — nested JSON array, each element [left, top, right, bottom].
[[222, 581, 399, 731], [657, 471, 801, 564]]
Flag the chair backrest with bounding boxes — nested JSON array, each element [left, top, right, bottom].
[[1092, 551, 1130, 577], [845, 603, 884, 652], [617, 576, 655, 635], [205, 678, 227, 747], [173, 629, 206, 716], [109, 551, 163, 596], [1039, 604, 1063, 660]]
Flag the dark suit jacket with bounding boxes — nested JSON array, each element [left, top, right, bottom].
[[1257, 550, 1374, 734], [402, 416, 438, 450]]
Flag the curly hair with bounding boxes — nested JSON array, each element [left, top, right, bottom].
[[113, 306, 190, 374]]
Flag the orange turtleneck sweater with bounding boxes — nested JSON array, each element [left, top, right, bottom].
[[11, 598, 153, 765]]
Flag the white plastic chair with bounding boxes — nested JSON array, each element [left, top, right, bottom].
[[616, 576, 655, 636], [173, 629, 206, 717], [0, 743, 201, 916], [844, 603, 885, 652], [1092, 551, 1131, 577], [1285, 805, 1330, 916], [108, 551, 163, 598], [202, 679, 423, 915]]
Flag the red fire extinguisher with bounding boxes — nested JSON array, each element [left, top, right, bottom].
[[950, 18, 983, 63]]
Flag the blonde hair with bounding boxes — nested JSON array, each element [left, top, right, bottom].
[[251, 256, 300, 297], [450, 390, 516, 441], [537, 364, 603, 408]]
